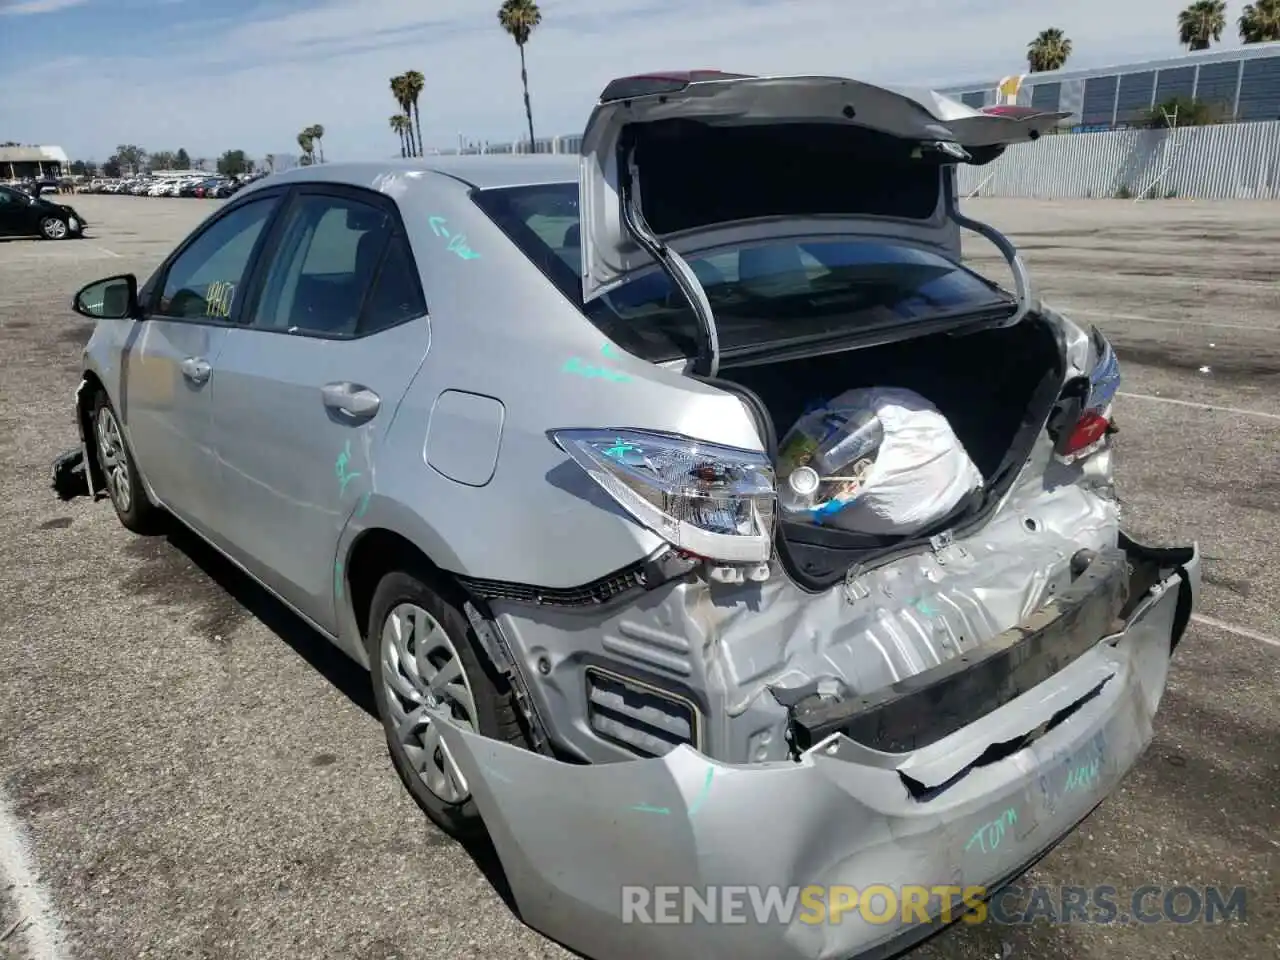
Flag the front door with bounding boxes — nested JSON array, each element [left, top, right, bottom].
[[123, 193, 282, 536], [210, 185, 431, 632]]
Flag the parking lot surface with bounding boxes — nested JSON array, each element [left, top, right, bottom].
[[1, 195, 1276, 960]]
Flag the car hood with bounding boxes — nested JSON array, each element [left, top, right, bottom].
[[577, 72, 1067, 304]]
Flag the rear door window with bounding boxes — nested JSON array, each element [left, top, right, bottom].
[[248, 194, 391, 337], [357, 233, 427, 335], [473, 183, 1014, 362]]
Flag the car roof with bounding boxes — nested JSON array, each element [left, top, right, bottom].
[[263, 155, 578, 192]]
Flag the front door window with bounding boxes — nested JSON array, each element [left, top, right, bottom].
[[156, 197, 277, 320]]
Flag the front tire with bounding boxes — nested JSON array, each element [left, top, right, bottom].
[[39, 216, 69, 240], [367, 569, 527, 839], [92, 392, 161, 533]]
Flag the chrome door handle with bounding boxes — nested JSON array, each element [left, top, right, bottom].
[[180, 356, 212, 384], [322, 382, 381, 421]]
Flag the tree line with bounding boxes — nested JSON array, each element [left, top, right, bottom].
[[67, 145, 262, 179], [1027, 1, 1280, 74]]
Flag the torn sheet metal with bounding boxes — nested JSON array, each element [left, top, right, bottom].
[[73, 378, 99, 499], [489, 433, 1121, 767], [432, 544, 1196, 960]]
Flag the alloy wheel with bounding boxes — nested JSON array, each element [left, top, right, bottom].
[[379, 602, 479, 804], [42, 217, 68, 239], [94, 406, 132, 513]]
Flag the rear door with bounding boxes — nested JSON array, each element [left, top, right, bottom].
[[123, 190, 284, 536], [209, 183, 431, 632]]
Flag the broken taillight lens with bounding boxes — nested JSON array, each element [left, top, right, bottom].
[[1063, 410, 1111, 456], [1053, 325, 1121, 464]]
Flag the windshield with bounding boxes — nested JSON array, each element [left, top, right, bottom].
[[473, 182, 1014, 362]]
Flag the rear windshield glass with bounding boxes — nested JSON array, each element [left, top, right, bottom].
[[472, 182, 1013, 362]]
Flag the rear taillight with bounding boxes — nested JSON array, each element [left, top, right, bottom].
[[1053, 324, 1121, 464], [550, 428, 776, 564], [1063, 410, 1111, 456]]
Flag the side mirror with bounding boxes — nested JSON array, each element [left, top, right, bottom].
[[72, 274, 139, 321]]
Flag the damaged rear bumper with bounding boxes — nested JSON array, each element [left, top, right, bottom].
[[433, 536, 1199, 960]]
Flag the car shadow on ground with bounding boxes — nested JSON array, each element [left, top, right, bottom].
[[120, 506, 523, 916]]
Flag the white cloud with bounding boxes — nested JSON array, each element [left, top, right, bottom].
[[0, 0, 1219, 161], [0, 0, 90, 14]]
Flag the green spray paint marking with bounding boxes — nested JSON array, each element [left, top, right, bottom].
[[563, 356, 631, 383], [335, 441, 360, 495], [603, 438, 639, 458], [965, 807, 1018, 855], [913, 598, 940, 617], [428, 215, 479, 259], [601, 342, 624, 360], [686, 767, 714, 816], [629, 802, 671, 815], [629, 767, 714, 818], [355, 491, 372, 518], [1063, 757, 1102, 793], [334, 560, 344, 600]]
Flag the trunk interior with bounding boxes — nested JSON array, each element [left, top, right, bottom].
[[710, 315, 1067, 590]]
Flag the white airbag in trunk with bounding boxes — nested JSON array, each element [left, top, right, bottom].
[[778, 386, 983, 535]]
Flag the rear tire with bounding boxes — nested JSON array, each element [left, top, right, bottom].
[[39, 216, 69, 240], [367, 569, 528, 839], [91, 391, 162, 533]]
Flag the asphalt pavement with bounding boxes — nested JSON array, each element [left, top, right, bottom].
[[0, 193, 1275, 960]]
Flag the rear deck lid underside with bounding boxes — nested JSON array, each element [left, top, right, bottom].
[[577, 73, 1067, 302]]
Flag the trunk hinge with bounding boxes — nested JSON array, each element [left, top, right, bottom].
[[617, 137, 720, 377], [944, 172, 1037, 328], [464, 601, 551, 755]]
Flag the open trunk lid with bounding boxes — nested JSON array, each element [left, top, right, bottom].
[[578, 71, 1066, 374]]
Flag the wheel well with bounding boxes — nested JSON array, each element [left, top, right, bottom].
[[345, 528, 467, 642], [78, 370, 107, 491]]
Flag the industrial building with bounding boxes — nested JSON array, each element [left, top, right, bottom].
[[0, 144, 68, 180], [937, 40, 1280, 130]]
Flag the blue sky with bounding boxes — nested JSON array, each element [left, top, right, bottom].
[[0, 0, 1243, 164]]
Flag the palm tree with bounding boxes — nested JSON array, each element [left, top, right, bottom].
[[390, 75, 417, 156], [1026, 28, 1072, 72], [390, 115, 410, 158], [1179, 0, 1227, 49], [497, 0, 542, 153], [297, 130, 315, 165], [402, 71, 425, 158], [1239, 0, 1280, 42], [306, 124, 325, 163]]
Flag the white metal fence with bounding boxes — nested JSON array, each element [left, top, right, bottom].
[[461, 121, 1280, 200], [956, 121, 1280, 200]]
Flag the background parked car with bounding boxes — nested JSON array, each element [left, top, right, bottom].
[[71, 172, 269, 198], [0, 182, 87, 239]]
